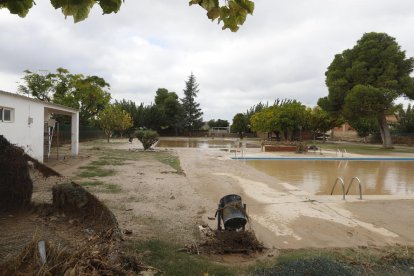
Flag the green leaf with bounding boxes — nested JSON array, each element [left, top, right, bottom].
[[99, 0, 122, 14], [6, 0, 33, 17], [189, 0, 202, 5], [206, 7, 220, 20]]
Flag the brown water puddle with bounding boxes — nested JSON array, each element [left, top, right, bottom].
[[246, 160, 414, 195], [157, 139, 260, 149]]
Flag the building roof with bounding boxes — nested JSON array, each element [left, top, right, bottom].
[[0, 90, 79, 114]]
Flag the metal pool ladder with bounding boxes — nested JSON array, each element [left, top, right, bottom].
[[330, 177, 363, 200], [336, 148, 347, 157], [346, 177, 363, 200], [330, 177, 345, 200]]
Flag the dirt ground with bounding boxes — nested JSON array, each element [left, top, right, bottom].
[[2, 137, 414, 269], [67, 139, 414, 249]]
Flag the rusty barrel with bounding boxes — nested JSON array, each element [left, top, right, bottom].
[[219, 194, 247, 230]]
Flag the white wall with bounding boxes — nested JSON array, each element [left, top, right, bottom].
[[0, 94, 45, 162]]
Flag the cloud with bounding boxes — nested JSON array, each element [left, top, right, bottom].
[[1, 0, 414, 122]]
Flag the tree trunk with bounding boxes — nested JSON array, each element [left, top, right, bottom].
[[378, 114, 393, 148], [289, 130, 293, 141]]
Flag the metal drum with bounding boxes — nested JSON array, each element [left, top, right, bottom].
[[218, 194, 247, 230]]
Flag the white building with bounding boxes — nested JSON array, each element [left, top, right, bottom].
[[0, 90, 79, 162]]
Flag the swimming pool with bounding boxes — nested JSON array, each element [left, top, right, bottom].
[[232, 157, 414, 161], [244, 159, 414, 196]]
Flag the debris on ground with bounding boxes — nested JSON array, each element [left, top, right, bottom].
[[51, 182, 121, 238], [0, 237, 156, 275], [0, 135, 60, 212], [0, 137, 150, 274], [0, 135, 33, 211], [0, 181, 150, 275], [186, 225, 265, 255]]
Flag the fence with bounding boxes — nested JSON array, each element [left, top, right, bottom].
[[57, 124, 105, 144]]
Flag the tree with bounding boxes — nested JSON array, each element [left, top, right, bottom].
[[277, 101, 307, 140], [67, 75, 112, 124], [135, 129, 159, 150], [308, 107, 339, 142], [1, 0, 254, 31], [18, 68, 111, 124], [154, 88, 183, 134], [98, 105, 132, 142], [245, 102, 268, 121], [321, 32, 414, 148], [208, 119, 229, 128], [141, 104, 165, 131], [114, 99, 140, 128], [349, 117, 378, 139], [250, 106, 281, 139], [231, 113, 249, 139], [250, 100, 307, 141], [18, 70, 56, 102], [396, 104, 414, 133], [181, 73, 203, 133]]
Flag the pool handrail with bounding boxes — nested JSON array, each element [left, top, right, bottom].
[[330, 177, 345, 200], [346, 177, 363, 200]]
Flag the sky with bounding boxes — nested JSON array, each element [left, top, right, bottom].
[[1, 0, 414, 122]]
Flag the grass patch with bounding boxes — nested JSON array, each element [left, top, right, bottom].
[[154, 152, 183, 173], [75, 144, 183, 181], [101, 183, 122, 194], [126, 195, 145, 202], [99, 148, 183, 173], [90, 157, 127, 166], [78, 166, 115, 178], [78, 180, 121, 193], [79, 181, 105, 187], [125, 241, 414, 275], [127, 240, 236, 276], [250, 247, 414, 276]]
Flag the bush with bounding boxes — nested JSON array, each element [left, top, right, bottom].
[[135, 130, 159, 150]]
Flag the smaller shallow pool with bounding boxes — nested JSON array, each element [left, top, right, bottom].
[[156, 139, 260, 149]]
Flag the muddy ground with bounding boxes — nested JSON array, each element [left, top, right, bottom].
[[53, 139, 414, 250], [1, 137, 414, 273]]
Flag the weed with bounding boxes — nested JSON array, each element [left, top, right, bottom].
[[126, 240, 236, 276]]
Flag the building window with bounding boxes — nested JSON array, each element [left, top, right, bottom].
[[0, 107, 14, 122]]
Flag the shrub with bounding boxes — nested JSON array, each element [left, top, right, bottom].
[[135, 130, 159, 150]]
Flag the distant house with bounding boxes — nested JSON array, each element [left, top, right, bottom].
[[0, 90, 79, 162], [332, 115, 399, 141], [331, 122, 358, 140]]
